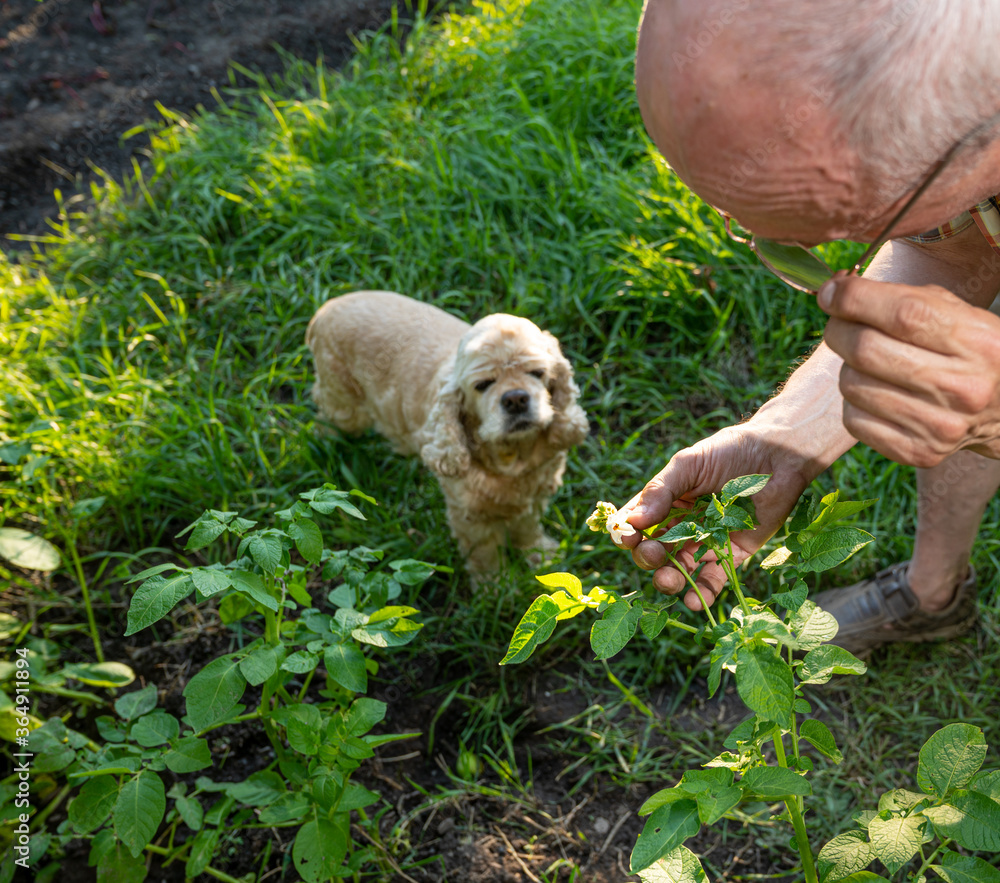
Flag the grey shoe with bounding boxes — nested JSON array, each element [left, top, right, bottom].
[[811, 561, 978, 657]]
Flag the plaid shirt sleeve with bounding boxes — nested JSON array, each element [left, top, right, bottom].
[[906, 196, 1000, 252]]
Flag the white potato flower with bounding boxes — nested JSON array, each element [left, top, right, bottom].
[[586, 501, 636, 543]]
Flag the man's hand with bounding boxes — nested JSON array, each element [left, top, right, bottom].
[[615, 426, 812, 611], [819, 275, 1000, 467]]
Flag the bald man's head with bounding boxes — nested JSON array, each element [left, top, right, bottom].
[[635, 0, 1000, 245]]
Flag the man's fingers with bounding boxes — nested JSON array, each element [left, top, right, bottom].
[[819, 277, 960, 355], [825, 318, 955, 397], [632, 538, 667, 570], [622, 474, 677, 531]]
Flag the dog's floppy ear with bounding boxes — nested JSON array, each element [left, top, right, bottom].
[[545, 339, 590, 450], [420, 368, 472, 478]]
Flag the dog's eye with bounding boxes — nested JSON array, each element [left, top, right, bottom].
[[474, 379, 495, 393], [530, 369, 545, 380]]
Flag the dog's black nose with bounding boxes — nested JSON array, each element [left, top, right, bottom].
[[501, 389, 530, 414]]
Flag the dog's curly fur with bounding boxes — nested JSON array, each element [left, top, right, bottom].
[[306, 291, 589, 576]]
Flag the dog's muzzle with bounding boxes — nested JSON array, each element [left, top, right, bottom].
[[501, 388, 538, 433]]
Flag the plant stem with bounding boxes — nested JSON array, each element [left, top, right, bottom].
[[773, 729, 819, 883], [145, 843, 246, 883], [723, 539, 752, 617], [65, 535, 104, 662], [665, 551, 717, 628], [32, 783, 71, 829], [912, 837, 950, 879]]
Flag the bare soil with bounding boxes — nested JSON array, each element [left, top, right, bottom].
[[0, 0, 397, 241]]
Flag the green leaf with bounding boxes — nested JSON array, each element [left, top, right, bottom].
[[639, 786, 698, 817], [230, 570, 278, 612], [739, 609, 796, 646], [708, 631, 740, 698], [259, 792, 310, 825], [800, 719, 843, 763], [69, 776, 119, 834], [637, 846, 707, 882], [867, 812, 924, 874], [970, 769, 1000, 801], [788, 601, 840, 651], [339, 782, 380, 812], [817, 829, 875, 882], [734, 642, 794, 728], [96, 839, 148, 883], [293, 814, 350, 882], [630, 800, 701, 873], [174, 794, 204, 831], [828, 873, 890, 883], [114, 770, 166, 857], [923, 789, 1000, 850], [917, 723, 987, 798], [125, 562, 182, 584], [190, 567, 232, 598], [240, 645, 279, 687], [796, 526, 874, 573], [388, 558, 437, 585], [63, 662, 136, 688], [282, 704, 323, 756], [225, 771, 287, 807], [808, 494, 878, 532], [163, 736, 212, 773], [125, 573, 195, 635], [720, 474, 771, 503], [240, 532, 284, 572], [501, 595, 562, 665], [131, 711, 180, 747], [218, 592, 254, 624], [71, 496, 106, 519], [301, 485, 367, 521], [183, 655, 247, 731], [325, 643, 368, 693], [186, 827, 221, 878], [288, 518, 324, 565], [935, 850, 1000, 883], [639, 602, 679, 639], [658, 521, 702, 544], [798, 645, 867, 685], [281, 650, 320, 673], [877, 789, 927, 813], [772, 579, 808, 611], [182, 516, 229, 551], [692, 785, 742, 825], [0, 528, 61, 572], [740, 765, 811, 799], [345, 697, 387, 737], [351, 612, 423, 648], [591, 601, 642, 659]]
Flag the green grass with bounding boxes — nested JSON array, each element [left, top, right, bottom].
[[2, 0, 999, 872]]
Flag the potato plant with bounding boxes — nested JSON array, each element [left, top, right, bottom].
[[2, 485, 434, 882], [502, 476, 1000, 882]]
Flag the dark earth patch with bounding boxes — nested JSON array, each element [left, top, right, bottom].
[[0, 0, 397, 241]]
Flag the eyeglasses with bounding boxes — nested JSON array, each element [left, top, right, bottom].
[[719, 107, 1000, 292]]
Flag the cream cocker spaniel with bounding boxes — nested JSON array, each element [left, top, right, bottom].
[[306, 291, 589, 577]]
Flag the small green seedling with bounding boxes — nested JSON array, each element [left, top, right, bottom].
[[503, 475, 1000, 882]]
